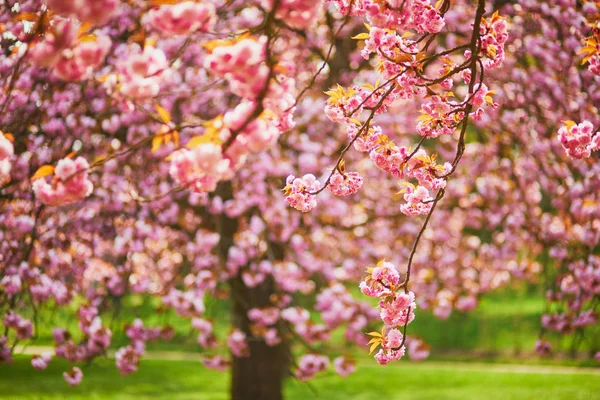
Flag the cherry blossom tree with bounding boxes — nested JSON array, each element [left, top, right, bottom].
[[1, 1, 599, 399]]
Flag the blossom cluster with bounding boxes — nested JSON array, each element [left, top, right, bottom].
[[248, 307, 281, 346], [295, 354, 329, 381], [0, 131, 13, 183], [32, 157, 94, 206], [328, 0, 445, 33], [477, 11, 509, 69], [328, 171, 364, 196], [204, 37, 271, 100], [147, 1, 216, 36], [169, 142, 231, 193], [51, 306, 114, 384], [3, 312, 33, 341], [259, 0, 322, 29], [290, 6, 507, 215], [29, 18, 111, 81], [360, 261, 417, 364], [557, 120, 600, 159], [540, 255, 600, 343], [46, 0, 120, 25], [115, 319, 173, 376], [282, 174, 321, 212], [228, 329, 250, 358], [116, 45, 169, 100]]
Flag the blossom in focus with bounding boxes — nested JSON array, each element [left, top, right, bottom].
[[283, 174, 320, 212], [32, 157, 94, 206]]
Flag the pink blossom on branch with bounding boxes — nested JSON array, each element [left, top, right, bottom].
[[558, 120, 599, 159], [45, 0, 120, 25], [169, 143, 232, 193], [63, 366, 83, 386], [147, 1, 216, 36], [31, 353, 52, 370], [283, 174, 320, 212], [32, 157, 94, 206]]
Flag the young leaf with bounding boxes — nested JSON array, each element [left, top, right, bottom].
[[352, 32, 370, 40], [31, 165, 55, 181], [155, 104, 171, 124], [369, 341, 381, 355]]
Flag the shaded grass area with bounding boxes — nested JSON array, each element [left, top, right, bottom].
[[0, 357, 598, 400]]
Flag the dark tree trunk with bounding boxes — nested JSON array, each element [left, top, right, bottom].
[[230, 277, 288, 400], [215, 182, 288, 400]]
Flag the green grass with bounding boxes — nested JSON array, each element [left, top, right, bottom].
[[0, 357, 598, 400], [410, 288, 546, 354]]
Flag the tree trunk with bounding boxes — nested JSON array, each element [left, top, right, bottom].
[[230, 277, 288, 400], [214, 182, 288, 400]]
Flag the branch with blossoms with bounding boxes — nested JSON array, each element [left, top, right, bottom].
[[282, 0, 508, 362], [556, 16, 600, 159]]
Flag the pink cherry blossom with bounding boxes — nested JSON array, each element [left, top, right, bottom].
[[147, 1, 216, 36], [63, 366, 83, 386], [32, 157, 94, 206]]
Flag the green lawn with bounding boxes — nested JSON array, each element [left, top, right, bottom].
[[0, 357, 598, 400]]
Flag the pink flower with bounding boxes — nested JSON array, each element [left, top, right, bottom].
[[228, 329, 250, 358], [202, 355, 229, 372], [259, 0, 322, 29], [359, 261, 402, 298], [379, 292, 416, 327], [295, 354, 329, 381], [169, 143, 231, 193], [0, 336, 12, 363], [535, 340, 552, 356], [53, 35, 112, 81], [283, 174, 320, 212], [333, 356, 356, 377], [328, 171, 363, 196], [115, 346, 139, 376], [119, 46, 168, 99], [0, 275, 21, 296], [147, 1, 216, 36], [0, 131, 14, 161], [406, 337, 430, 361], [416, 96, 456, 138], [558, 121, 599, 159], [374, 346, 405, 365], [63, 366, 83, 386], [46, 0, 120, 24], [264, 328, 281, 347], [383, 328, 404, 350], [371, 262, 400, 287], [455, 296, 478, 312], [248, 307, 280, 326], [31, 353, 53, 370], [281, 307, 310, 325], [204, 38, 269, 99], [9, 317, 34, 340], [400, 185, 434, 216], [32, 157, 94, 206], [53, 328, 70, 345], [330, 0, 445, 33]]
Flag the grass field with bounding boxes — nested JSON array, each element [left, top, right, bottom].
[[0, 357, 598, 400]]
